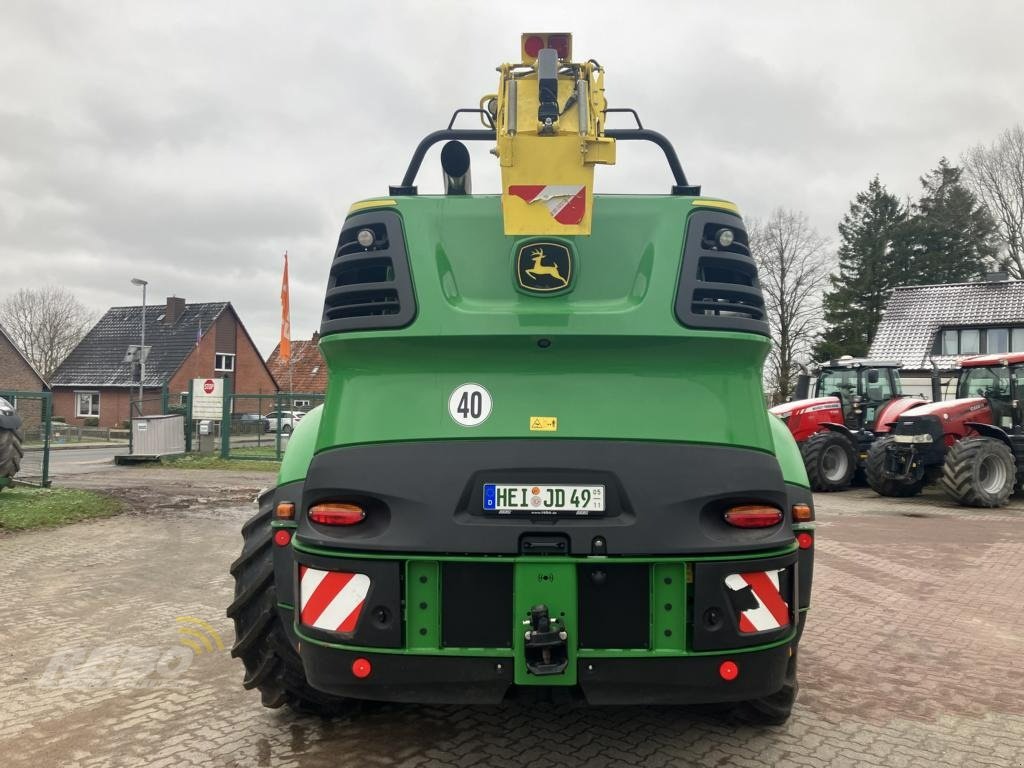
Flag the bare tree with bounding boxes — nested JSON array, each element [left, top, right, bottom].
[[750, 209, 832, 404], [963, 125, 1024, 278], [0, 288, 95, 378]]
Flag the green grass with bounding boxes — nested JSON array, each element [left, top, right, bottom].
[[160, 454, 281, 472], [0, 487, 122, 532]]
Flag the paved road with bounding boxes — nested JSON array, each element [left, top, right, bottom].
[[1, 472, 1022, 768]]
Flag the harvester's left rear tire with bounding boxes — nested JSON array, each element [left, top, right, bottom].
[[801, 431, 855, 492], [227, 505, 351, 715], [940, 437, 1015, 508], [731, 651, 797, 726]]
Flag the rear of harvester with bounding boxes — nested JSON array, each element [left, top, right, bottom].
[[228, 34, 814, 724]]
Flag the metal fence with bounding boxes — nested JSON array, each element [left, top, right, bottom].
[[1, 390, 52, 487], [182, 390, 325, 462]]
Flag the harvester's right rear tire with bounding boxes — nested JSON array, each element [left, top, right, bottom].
[[731, 650, 798, 726], [865, 436, 925, 497], [940, 436, 1015, 508], [801, 431, 856, 492], [227, 505, 351, 715], [0, 427, 24, 492]]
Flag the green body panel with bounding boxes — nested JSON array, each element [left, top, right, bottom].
[[768, 413, 811, 488], [307, 195, 774, 455], [278, 405, 321, 484], [513, 562, 577, 685]]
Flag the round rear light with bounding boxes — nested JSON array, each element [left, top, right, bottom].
[[351, 658, 372, 679], [273, 529, 292, 547], [719, 660, 739, 681], [797, 532, 814, 550]]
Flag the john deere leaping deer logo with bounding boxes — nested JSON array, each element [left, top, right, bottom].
[[516, 241, 573, 294]]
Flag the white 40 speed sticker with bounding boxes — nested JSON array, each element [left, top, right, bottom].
[[448, 383, 492, 427]]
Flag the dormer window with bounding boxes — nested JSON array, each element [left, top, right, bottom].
[[937, 327, 1024, 356]]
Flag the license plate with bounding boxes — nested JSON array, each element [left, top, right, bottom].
[[483, 484, 605, 516]]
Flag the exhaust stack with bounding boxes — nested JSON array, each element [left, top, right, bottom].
[[441, 140, 471, 195]]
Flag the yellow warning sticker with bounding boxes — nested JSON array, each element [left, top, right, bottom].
[[529, 416, 558, 432]]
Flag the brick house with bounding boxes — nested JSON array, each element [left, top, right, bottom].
[[869, 277, 1024, 399], [49, 298, 278, 428], [0, 323, 48, 428], [266, 332, 328, 406]]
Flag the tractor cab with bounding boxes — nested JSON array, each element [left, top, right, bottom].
[[955, 356, 1023, 431], [812, 358, 902, 431]]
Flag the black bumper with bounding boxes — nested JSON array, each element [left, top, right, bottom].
[[299, 638, 796, 706], [293, 440, 813, 556]]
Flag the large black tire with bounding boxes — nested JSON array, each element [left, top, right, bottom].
[[865, 436, 925, 497], [227, 505, 350, 714], [731, 650, 798, 726], [940, 436, 1015, 508], [0, 427, 24, 491], [801, 431, 856, 492]]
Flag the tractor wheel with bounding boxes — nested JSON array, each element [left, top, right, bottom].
[[731, 650, 798, 726], [940, 437, 1015, 508], [801, 431, 856, 492], [865, 436, 925, 497], [0, 427, 25, 492], [227, 505, 351, 715]]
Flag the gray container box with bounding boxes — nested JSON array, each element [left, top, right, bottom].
[[131, 414, 185, 457]]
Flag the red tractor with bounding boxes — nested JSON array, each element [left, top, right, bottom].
[[866, 352, 1024, 507], [770, 358, 922, 492]]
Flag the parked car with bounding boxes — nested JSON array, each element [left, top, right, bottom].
[[231, 412, 264, 435], [263, 410, 305, 434]]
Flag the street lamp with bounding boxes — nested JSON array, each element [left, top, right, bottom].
[[130, 278, 148, 408]]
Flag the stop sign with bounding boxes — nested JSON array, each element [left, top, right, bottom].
[[203, 379, 215, 394]]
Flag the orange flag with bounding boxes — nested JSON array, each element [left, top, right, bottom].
[[280, 252, 291, 362]]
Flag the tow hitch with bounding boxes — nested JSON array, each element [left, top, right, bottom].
[[523, 604, 568, 676]]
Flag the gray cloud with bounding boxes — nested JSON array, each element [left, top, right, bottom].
[[2, 0, 1023, 356]]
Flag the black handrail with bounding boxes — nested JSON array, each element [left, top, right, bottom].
[[389, 123, 699, 196]]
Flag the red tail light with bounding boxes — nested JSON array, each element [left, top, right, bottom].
[[723, 505, 783, 528], [309, 503, 366, 526]]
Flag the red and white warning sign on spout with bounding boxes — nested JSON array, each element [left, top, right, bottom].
[[508, 185, 587, 226], [725, 569, 790, 633]]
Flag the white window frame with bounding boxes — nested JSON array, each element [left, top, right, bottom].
[[293, 399, 311, 408], [214, 353, 236, 373], [76, 391, 100, 418]]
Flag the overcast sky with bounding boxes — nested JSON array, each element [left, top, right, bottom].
[[2, 1, 1022, 358]]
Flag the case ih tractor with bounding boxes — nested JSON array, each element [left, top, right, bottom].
[[228, 34, 815, 723], [0, 397, 24, 492], [769, 358, 921, 492], [867, 352, 1024, 506]]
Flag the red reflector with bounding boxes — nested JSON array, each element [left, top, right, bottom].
[[273, 529, 292, 547], [719, 660, 739, 681], [351, 657, 372, 679], [524, 35, 544, 58], [547, 34, 569, 58], [309, 503, 366, 526], [797, 532, 814, 550], [723, 505, 783, 528]]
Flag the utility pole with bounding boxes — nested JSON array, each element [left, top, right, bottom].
[[131, 277, 148, 411]]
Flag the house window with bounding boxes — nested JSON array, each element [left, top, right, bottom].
[[179, 392, 188, 406], [937, 326, 1024, 355], [987, 328, 1009, 354], [76, 392, 100, 417], [215, 353, 235, 372], [293, 399, 311, 408]]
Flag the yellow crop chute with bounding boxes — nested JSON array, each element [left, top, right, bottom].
[[492, 33, 616, 236]]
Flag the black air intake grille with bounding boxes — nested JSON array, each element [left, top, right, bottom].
[[674, 210, 768, 335], [320, 210, 416, 334]]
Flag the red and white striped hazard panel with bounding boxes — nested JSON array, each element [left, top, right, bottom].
[[724, 569, 790, 633], [299, 566, 370, 633], [508, 184, 587, 225]]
